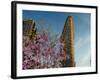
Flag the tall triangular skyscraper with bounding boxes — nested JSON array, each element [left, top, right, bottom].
[[60, 16, 75, 67]]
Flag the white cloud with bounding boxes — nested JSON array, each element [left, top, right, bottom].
[[76, 50, 91, 67], [74, 34, 91, 67], [75, 34, 90, 52], [80, 50, 91, 66]]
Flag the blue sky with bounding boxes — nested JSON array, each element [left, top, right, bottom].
[[23, 10, 91, 67]]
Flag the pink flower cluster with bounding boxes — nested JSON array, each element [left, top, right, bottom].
[[23, 32, 67, 69]]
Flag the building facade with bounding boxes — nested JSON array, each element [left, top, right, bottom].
[[23, 19, 37, 39], [60, 16, 75, 67]]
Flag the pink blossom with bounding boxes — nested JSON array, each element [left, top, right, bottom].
[[23, 31, 67, 69]]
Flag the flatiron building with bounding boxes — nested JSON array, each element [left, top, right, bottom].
[[60, 16, 75, 67]]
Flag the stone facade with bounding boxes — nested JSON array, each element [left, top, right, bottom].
[[60, 16, 75, 67], [23, 19, 36, 39]]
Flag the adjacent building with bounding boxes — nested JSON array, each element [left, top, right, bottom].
[[23, 19, 37, 39]]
